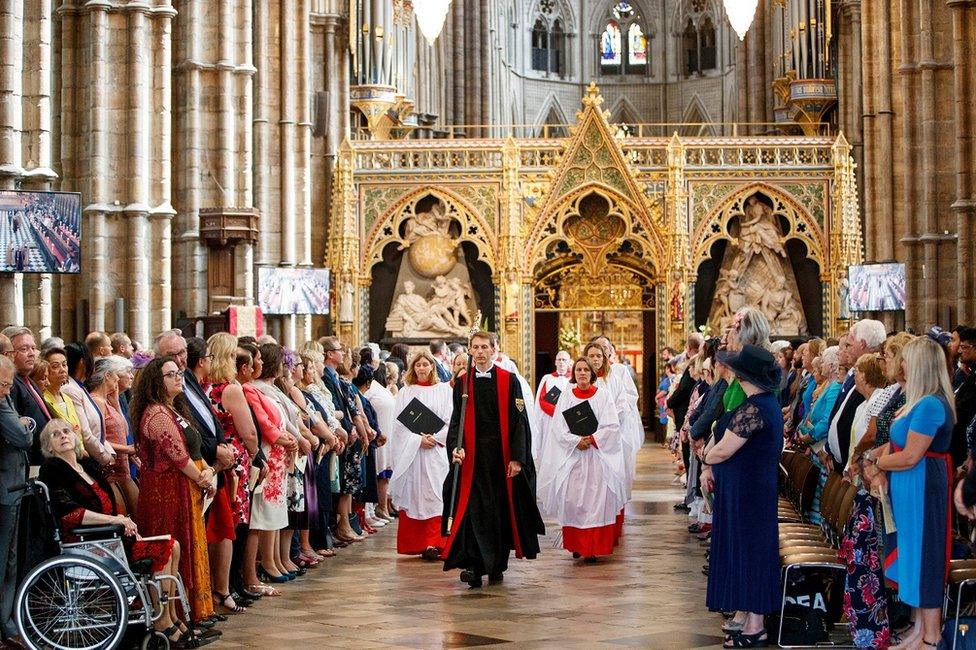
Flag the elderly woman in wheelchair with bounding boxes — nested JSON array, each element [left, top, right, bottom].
[[37, 419, 211, 648]]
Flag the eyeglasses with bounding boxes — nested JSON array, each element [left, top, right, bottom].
[[162, 371, 182, 380], [203, 354, 214, 360], [960, 344, 974, 352], [327, 347, 343, 353], [0, 380, 12, 389]]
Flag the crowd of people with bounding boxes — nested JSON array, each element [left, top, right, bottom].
[[0, 324, 646, 648], [664, 308, 976, 648]]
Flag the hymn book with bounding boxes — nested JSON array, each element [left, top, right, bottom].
[[397, 398, 446, 435], [543, 385, 562, 406], [562, 400, 598, 437]]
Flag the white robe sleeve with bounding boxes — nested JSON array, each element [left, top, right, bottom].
[[389, 387, 423, 481]]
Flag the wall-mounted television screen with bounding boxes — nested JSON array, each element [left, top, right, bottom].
[[258, 267, 331, 315], [848, 262, 907, 312], [0, 190, 81, 274]]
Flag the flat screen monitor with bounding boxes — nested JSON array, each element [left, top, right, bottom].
[[848, 263, 907, 312], [258, 267, 331, 315], [0, 190, 81, 274]]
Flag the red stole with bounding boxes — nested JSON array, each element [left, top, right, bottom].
[[442, 367, 525, 558], [537, 374, 558, 417]]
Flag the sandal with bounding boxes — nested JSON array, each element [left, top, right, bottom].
[[923, 641, 939, 648], [722, 621, 744, 635], [246, 583, 282, 597], [315, 548, 336, 557], [214, 591, 247, 614], [723, 631, 768, 648]]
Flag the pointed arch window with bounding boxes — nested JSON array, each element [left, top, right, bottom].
[[531, 0, 570, 77], [679, 1, 718, 77], [599, 2, 649, 75]]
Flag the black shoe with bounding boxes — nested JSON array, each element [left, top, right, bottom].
[[572, 552, 581, 559], [674, 503, 691, 512], [488, 573, 504, 584], [421, 547, 441, 561], [459, 570, 483, 588], [195, 619, 215, 630], [688, 523, 703, 533], [584, 556, 597, 564], [702, 564, 709, 575]]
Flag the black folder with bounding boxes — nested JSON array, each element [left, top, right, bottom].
[[543, 385, 562, 406], [397, 398, 446, 435], [562, 399, 598, 437]]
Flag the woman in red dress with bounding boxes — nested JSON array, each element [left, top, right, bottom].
[[132, 357, 218, 626]]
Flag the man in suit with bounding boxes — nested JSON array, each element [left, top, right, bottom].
[[2, 327, 50, 464], [430, 340, 453, 383], [667, 332, 703, 510], [0, 355, 33, 648], [826, 319, 887, 474], [953, 327, 976, 467]]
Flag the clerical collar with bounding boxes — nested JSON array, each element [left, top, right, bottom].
[[474, 365, 493, 378], [573, 385, 597, 399]]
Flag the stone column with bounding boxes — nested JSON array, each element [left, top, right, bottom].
[[239, 0, 256, 303], [126, 5, 151, 342], [254, 0, 271, 265], [154, 3, 176, 331], [451, 2, 463, 129], [0, 0, 25, 323], [86, 2, 110, 332], [949, 0, 976, 324], [57, 2, 79, 336]]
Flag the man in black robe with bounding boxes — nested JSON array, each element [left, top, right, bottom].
[[442, 331, 544, 588]]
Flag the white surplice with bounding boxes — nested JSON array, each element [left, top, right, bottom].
[[531, 372, 571, 462], [364, 379, 395, 475], [596, 363, 643, 497], [537, 386, 628, 528], [388, 382, 454, 520]]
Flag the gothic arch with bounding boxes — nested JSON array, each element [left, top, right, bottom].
[[526, 0, 576, 32], [609, 96, 642, 126], [535, 95, 570, 136], [669, 0, 720, 35], [691, 183, 827, 273], [679, 95, 718, 136], [588, 0, 658, 37], [524, 183, 664, 281], [361, 186, 497, 276]]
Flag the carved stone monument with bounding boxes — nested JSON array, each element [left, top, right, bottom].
[[708, 194, 808, 335], [384, 197, 479, 339]]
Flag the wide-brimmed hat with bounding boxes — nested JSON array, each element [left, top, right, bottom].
[[716, 344, 782, 392]]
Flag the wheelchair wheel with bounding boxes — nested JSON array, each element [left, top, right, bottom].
[[15, 554, 129, 650], [139, 630, 169, 650]]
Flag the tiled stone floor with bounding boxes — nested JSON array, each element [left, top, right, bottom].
[[213, 444, 724, 649]]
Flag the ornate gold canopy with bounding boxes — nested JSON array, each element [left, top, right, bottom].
[[327, 83, 862, 376]]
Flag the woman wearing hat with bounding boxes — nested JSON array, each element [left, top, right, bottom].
[[703, 344, 784, 648]]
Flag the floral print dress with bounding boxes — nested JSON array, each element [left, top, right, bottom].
[[839, 488, 890, 649]]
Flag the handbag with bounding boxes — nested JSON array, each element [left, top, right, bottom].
[[942, 617, 976, 650]]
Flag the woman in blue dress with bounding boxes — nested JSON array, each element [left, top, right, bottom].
[[864, 336, 956, 650], [704, 344, 784, 648]]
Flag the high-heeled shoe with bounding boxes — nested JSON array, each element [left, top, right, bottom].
[[258, 565, 289, 584], [335, 530, 365, 543]]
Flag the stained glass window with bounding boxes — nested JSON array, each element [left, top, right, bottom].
[[601, 21, 621, 66], [628, 23, 646, 65], [612, 2, 634, 20]]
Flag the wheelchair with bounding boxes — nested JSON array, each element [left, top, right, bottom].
[[11, 479, 189, 650]]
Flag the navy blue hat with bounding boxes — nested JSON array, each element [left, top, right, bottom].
[[716, 344, 782, 392]]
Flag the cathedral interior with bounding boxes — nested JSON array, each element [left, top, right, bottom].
[[0, 0, 974, 419]]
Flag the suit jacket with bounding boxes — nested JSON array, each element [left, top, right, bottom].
[[666, 362, 697, 431], [827, 372, 865, 472], [11, 375, 50, 464], [954, 372, 976, 467], [322, 365, 356, 431], [182, 370, 225, 466], [0, 395, 32, 505], [435, 360, 452, 384], [689, 379, 728, 442]]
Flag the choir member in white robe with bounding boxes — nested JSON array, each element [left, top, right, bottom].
[[585, 342, 641, 500], [364, 367, 396, 518], [540, 357, 627, 561], [389, 352, 454, 559], [532, 350, 573, 462]]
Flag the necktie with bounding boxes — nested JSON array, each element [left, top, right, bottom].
[[24, 378, 51, 419]]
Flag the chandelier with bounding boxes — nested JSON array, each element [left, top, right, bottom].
[[413, 0, 452, 45], [724, 0, 759, 40]]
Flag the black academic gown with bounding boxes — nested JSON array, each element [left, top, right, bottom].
[[441, 366, 544, 577]]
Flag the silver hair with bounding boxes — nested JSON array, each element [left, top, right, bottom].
[[734, 307, 772, 350], [819, 346, 841, 376], [851, 319, 887, 351], [88, 355, 133, 390], [1, 326, 32, 343], [40, 336, 65, 353], [153, 329, 184, 355], [39, 418, 82, 460]]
